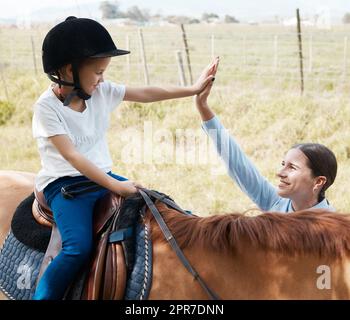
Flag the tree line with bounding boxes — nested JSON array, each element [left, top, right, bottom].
[[99, 1, 239, 24]]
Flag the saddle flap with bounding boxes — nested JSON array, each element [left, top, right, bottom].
[[84, 227, 111, 299], [93, 193, 123, 235], [82, 193, 129, 300], [101, 242, 127, 300], [114, 243, 127, 299]]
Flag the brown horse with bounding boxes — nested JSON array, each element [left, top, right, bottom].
[[1, 170, 350, 300]]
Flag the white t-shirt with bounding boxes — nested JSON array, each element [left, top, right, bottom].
[[32, 80, 126, 191]]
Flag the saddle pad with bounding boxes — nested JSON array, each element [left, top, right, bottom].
[[0, 231, 44, 300], [124, 222, 153, 300], [11, 193, 51, 253]]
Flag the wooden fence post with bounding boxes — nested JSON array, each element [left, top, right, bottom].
[[180, 24, 193, 85], [296, 8, 304, 95], [176, 50, 187, 86], [30, 35, 38, 76], [138, 28, 150, 85]]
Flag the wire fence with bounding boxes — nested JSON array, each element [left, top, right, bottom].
[[1, 24, 350, 98]]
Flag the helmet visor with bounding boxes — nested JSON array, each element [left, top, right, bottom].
[[90, 48, 130, 58]]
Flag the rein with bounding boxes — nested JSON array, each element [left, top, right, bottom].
[[138, 189, 221, 300]]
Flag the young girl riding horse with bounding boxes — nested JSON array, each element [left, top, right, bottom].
[[32, 16, 216, 300]]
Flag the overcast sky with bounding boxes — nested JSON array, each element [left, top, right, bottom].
[[1, 0, 350, 21]]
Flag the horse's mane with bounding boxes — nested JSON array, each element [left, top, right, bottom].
[[149, 202, 350, 258]]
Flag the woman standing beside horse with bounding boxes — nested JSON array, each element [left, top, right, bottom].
[[197, 58, 337, 213]]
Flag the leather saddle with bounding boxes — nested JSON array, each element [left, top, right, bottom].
[[31, 187, 218, 300], [32, 188, 129, 300]]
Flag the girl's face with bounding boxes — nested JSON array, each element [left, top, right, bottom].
[[276, 148, 324, 202], [60, 57, 111, 95], [78, 57, 111, 95]]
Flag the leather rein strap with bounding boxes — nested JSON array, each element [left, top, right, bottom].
[[138, 189, 220, 300]]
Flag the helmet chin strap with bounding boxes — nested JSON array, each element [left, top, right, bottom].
[[48, 61, 91, 106]]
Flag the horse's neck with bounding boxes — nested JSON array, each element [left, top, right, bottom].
[[202, 244, 350, 299], [149, 236, 350, 299]]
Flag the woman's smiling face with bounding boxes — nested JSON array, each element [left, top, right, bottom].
[[276, 148, 319, 201]]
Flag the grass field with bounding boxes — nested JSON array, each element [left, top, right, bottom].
[[1, 23, 350, 214]]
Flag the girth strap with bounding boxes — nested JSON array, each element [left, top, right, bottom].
[[138, 189, 220, 300]]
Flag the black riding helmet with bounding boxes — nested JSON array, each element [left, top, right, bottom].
[[42, 16, 130, 105]]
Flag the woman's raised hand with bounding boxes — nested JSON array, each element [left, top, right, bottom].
[[192, 56, 220, 94], [195, 57, 219, 108]]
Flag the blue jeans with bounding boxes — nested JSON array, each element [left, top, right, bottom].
[[32, 172, 127, 300]]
